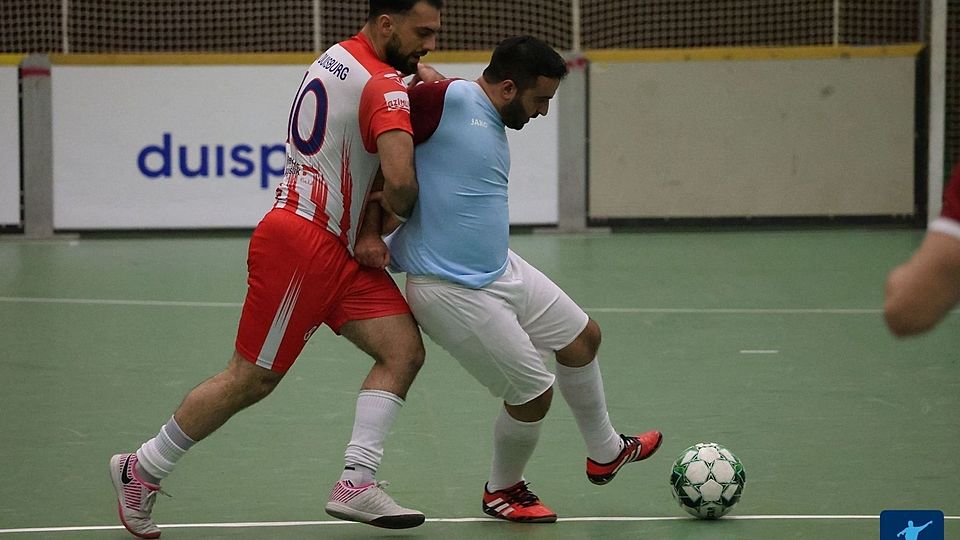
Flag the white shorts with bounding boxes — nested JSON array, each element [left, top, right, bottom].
[[405, 250, 589, 405]]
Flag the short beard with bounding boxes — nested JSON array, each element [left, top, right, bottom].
[[384, 35, 417, 75], [502, 98, 528, 130]]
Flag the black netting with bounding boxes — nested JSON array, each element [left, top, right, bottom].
[[0, 0, 62, 53], [0, 0, 572, 53], [318, 2, 368, 48], [947, 4, 959, 173], [67, 0, 313, 52], [318, 1, 572, 51], [840, 0, 924, 44], [438, 1, 571, 50], [0, 0, 933, 52], [581, 0, 835, 49]]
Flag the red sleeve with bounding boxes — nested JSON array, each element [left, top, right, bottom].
[[942, 163, 960, 221], [358, 70, 413, 153], [409, 79, 456, 145]]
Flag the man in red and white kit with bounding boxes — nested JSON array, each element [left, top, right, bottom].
[[885, 162, 960, 336], [109, 1, 442, 537]]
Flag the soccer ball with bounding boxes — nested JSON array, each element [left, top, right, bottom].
[[669, 442, 745, 519]]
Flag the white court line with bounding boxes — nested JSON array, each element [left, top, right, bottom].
[[1, 297, 957, 316], [586, 307, 883, 314], [0, 296, 242, 308], [2, 515, 958, 534], [740, 350, 780, 354], [0, 297, 879, 313]]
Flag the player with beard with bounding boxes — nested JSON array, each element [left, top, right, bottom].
[[383, 36, 663, 522], [109, 1, 442, 537]]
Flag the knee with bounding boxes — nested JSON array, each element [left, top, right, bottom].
[[379, 340, 426, 374], [557, 319, 602, 367], [245, 372, 282, 403], [506, 386, 553, 422], [228, 353, 283, 405], [582, 319, 601, 353], [534, 386, 554, 415], [409, 342, 426, 371]]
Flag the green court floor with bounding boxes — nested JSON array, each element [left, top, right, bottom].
[[0, 228, 957, 539]]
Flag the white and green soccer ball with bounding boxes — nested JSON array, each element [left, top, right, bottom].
[[669, 442, 746, 519]]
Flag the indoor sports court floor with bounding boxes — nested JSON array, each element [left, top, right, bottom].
[[0, 228, 957, 539]]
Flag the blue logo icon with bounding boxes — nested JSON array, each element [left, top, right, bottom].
[[880, 510, 944, 540]]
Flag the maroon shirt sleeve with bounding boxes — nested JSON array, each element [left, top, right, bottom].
[[942, 162, 960, 221], [409, 79, 458, 145]]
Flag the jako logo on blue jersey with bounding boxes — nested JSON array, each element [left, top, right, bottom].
[[137, 133, 286, 189]]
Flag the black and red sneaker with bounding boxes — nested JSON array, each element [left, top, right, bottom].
[[586, 431, 663, 485], [482, 481, 557, 523]]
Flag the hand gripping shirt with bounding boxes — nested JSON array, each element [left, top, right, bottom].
[[276, 32, 413, 254], [388, 79, 511, 288]]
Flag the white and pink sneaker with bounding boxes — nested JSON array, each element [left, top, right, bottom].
[[324, 480, 424, 529], [109, 453, 164, 539]]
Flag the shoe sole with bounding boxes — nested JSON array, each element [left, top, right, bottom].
[[482, 507, 557, 523], [109, 454, 162, 539], [325, 503, 425, 529], [587, 432, 664, 485]]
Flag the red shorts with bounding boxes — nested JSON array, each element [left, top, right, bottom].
[[235, 209, 410, 373]]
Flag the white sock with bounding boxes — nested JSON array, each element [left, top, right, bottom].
[[136, 416, 196, 482], [555, 359, 622, 464], [340, 389, 403, 486], [487, 405, 543, 492]]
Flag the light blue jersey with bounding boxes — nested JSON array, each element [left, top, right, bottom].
[[388, 79, 510, 288]]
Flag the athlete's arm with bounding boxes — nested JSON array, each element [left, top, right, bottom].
[[884, 231, 960, 336], [376, 129, 418, 219], [354, 171, 390, 268], [360, 168, 404, 235]]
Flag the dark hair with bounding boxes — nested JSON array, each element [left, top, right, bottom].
[[482, 36, 568, 91], [368, 0, 443, 20]]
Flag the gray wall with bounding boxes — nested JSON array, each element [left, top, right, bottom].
[[588, 53, 917, 218]]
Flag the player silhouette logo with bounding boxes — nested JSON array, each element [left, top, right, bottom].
[[897, 520, 934, 540]]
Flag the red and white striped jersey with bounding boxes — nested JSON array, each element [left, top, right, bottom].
[[276, 32, 413, 254], [931, 163, 960, 239]]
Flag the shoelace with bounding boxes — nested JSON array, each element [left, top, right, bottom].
[[144, 487, 172, 502], [502, 482, 541, 507], [136, 486, 171, 512]]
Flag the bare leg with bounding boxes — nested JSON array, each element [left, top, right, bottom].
[[173, 350, 285, 441], [333, 313, 425, 481], [323, 313, 427, 528], [131, 349, 285, 488], [340, 313, 425, 399]]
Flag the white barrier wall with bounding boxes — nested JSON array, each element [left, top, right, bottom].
[[51, 60, 558, 230], [0, 59, 20, 226]]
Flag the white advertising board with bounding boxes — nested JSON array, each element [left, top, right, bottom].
[[0, 64, 19, 226], [52, 62, 557, 229]]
